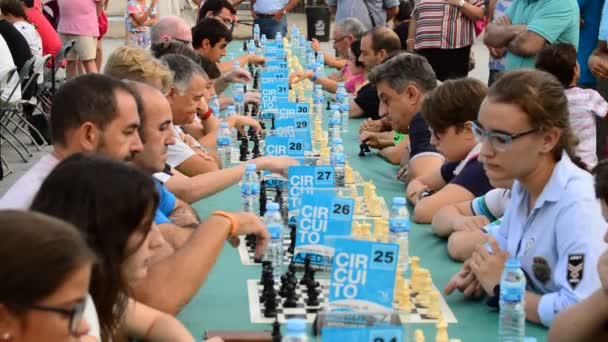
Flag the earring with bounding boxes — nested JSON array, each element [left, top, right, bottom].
[[1, 333, 11, 341]]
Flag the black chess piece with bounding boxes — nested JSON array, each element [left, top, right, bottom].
[[359, 143, 371, 157], [251, 103, 259, 116], [243, 39, 248, 52], [259, 180, 267, 216], [287, 224, 296, 254], [252, 135, 261, 158], [253, 70, 260, 90], [239, 145, 249, 162], [271, 116, 276, 130], [248, 63, 255, 77], [271, 318, 281, 342], [326, 101, 331, 110]]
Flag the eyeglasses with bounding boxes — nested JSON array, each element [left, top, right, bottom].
[[333, 36, 347, 44], [216, 15, 235, 32], [30, 300, 86, 335], [470, 121, 538, 152]]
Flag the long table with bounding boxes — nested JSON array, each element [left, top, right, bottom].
[[179, 122, 548, 341]]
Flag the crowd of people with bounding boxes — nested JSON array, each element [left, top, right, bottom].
[[2, 0, 608, 340]]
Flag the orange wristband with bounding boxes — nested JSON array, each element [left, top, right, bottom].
[[213, 211, 238, 237]]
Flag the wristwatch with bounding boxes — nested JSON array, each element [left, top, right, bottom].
[[458, 0, 465, 7]]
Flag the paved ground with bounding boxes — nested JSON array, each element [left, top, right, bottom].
[[0, 12, 489, 195]]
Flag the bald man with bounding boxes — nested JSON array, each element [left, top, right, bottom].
[[151, 15, 193, 45]]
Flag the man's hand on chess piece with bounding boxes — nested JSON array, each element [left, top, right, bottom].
[[359, 131, 382, 149], [248, 54, 266, 66], [289, 70, 313, 84], [469, 235, 509, 295], [359, 118, 385, 134], [252, 156, 299, 177], [223, 212, 269, 258], [225, 114, 262, 135], [222, 68, 253, 84], [244, 91, 261, 105]]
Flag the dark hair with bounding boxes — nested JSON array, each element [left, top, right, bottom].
[[422, 78, 487, 133], [19, 0, 34, 8], [593, 160, 608, 202], [349, 39, 364, 68], [0, 0, 27, 19], [192, 17, 232, 49], [50, 74, 143, 146], [368, 52, 437, 93], [197, 0, 236, 23], [31, 153, 159, 342], [151, 40, 202, 62], [199, 55, 221, 79], [488, 69, 586, 170], [0, 210, 95, 314], [395, 0, 413, 22], [367, 26, 401, 54], [534, 43, 577, 88]]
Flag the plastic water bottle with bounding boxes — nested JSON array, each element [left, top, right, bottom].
[[313, 84, 324, 117], [247, 39, 256, 55], [232, 83, 245, 115], [224, 105, 238, 141], [389, 197, 409, 271], [282, 318, 308, 342], [328, 105, 342, 140], [217, 122, 232, 168], [253, 24, 261, 45], [210, 95, 220, 119], [340, 103, 350, 133], [242, 164, 260, 214], [316, 53, 325, 73], [331, 138, 345, 187], [263, 202, 284, 271], [275, 32, 282, 42], [499, 258, 526, 342], [260, 34, 267, 48]]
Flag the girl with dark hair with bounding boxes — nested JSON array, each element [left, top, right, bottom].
[[31, 154, 199, 342], [444, 69, 606, 328], [0, 210, 95, 342]]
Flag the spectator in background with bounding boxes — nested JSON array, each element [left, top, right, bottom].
[[21, 0, 61, 58], [57, 0, 102, 78], [536, 43, 608, 170], [577, 0, 604, 89], [196, 0, 237, 31], [0, 0, 42, 58], [589, 1, 608, 159], [250, 0, 300, 39], [0, 210, 95, 342], [126, 0, 159, 50], [329, 0, 399, 31], [311, 17, 366, 81], [0, 16, 33, 72], [393, 0, 412, 49], [96, 0, 108, 72], [150, 15, 192, 45], [408, 0, 485, 81], [0, 35, 21, 103], [156, 0, 180, 21], [486, 0, 513, 86], [484, 0, 579, 71], [180, 0, 201, 27]]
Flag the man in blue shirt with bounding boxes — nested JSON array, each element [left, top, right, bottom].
[[250, 0, 300, 39], [577, 0, 604, 88]]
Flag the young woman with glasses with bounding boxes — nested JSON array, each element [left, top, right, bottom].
[[0, 210, 95, 342], [444, 69, 605, 327]]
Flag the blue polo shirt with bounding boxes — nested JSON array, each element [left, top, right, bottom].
[[577, 0, 603, 86], [486, 153, 606, 327], [505, 0, 580, 70], [154, 179, 176, 225]]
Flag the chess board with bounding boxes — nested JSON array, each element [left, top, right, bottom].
[[247, 279, 457, 324], [238, 235, 293, 266], [247, 278, 330, 324]]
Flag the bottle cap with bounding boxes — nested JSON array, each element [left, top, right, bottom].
[[245, 164, 257, 172], [505, 258, 521, 268], [392, 197, 406, 205], [220, 122, 229, 128]]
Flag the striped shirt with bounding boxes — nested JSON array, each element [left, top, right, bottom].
[[412, 0, 484, 50]]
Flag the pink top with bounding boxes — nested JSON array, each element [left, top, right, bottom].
[[57, 0, 100, 36], [345, 73, 365, 94], [341, 63, 352, 81]]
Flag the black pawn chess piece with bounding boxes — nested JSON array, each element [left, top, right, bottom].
[[359, 143, 371, 157], [243, 39, 248, 52], [326, 101, 331, 110], [259, 180, 267, 216], [287, 224, 296, 254], [271, 116, 276, 130], [271, 318, 281, 342], [248, 62, 255, 76]]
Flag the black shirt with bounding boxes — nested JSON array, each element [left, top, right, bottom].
[[408, 112, 439, 158], [393, 22, 409, 50], [440, 157, 494, 197], [354, 83, 380, 120], [0, 19, 33, 73]]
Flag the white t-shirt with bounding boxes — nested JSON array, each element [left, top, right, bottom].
[[0, 35, 21, 103], [167, 126, 196, 168], [84, 294, 101, 340], [13, 21, 42, 57], [471, 188, 511, 222], [0, 153, 59, 209]]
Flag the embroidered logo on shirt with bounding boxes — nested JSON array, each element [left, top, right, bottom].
[[567, 254, 585, 289], [532, 256, 551, 284]]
